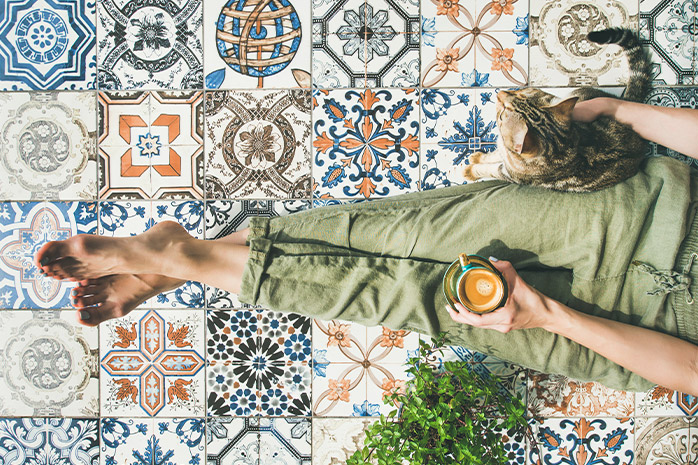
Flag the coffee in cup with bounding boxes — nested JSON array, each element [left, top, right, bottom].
[[442, 253, 507, 314]]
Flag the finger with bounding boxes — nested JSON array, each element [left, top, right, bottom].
[[454, 301, 513, 326]]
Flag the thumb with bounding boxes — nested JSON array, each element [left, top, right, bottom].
[[488, 257, 517, 285]]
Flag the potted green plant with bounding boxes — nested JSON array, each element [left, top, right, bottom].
[[346, 334, 536, 465]]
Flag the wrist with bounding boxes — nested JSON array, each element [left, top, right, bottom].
[[539, 297, 576, 334]]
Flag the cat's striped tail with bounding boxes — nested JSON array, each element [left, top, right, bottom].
[[587, 28, 652, 102]]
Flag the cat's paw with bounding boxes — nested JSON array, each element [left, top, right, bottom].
[[462, 164, 480, 182], [469, 151, 486, 165]]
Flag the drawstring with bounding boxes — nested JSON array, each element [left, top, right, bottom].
[[633, 252, 698, 304]]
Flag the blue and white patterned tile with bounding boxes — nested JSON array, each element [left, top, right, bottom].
[[420, 88, 499, 190], [258, 309, 312, 365], [259, 417, 311, 465], [640, 0, 696, 85], [0, 92, 97, 201], [0, 202, 97, 309], [311, 40, 366, 88], [265, 363, 313, 416], [528, 417, 634, 465], [100, 418, 205, 465], [100, 309, 206, 417], [204, 0, 311, 90], [206, 417, 259, 465], [97, 0, 203, 90], [207, 309, 258, 362], [530, 0, 638, 87], [0, 310, 99, 417], [207, 360, 260, 416], [497, 424, 527, 465], [204, 199, 310, 308], [312, 88, 420, 200], [0, 418, 99, 464], [98, 201, 152, 237], [0, 0, 96, 90], [205, 90, 312, 199]]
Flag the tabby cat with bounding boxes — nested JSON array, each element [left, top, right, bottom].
[[462, 28, 652, 192]]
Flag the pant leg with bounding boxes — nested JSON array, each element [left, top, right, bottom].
[[240, 157, 695, 392]]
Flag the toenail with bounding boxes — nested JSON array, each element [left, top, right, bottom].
[[39, 258, 48, 266], [71, 289, 78, 296], [79, 310, 91, 321]]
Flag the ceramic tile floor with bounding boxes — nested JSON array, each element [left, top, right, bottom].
[[0, 0, 697, 463]]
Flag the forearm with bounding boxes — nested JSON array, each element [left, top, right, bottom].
[[543, 298, 698, 394], [597, 97, 698, 159]]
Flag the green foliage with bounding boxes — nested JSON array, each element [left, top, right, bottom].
[[346, 333, 535, 465]]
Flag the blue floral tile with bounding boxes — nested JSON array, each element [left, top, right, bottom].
[[0, 201, 96, 308], [207, 418, 259, 464], [258, 309, 312, 364], [528, 417, 634, 465], [0, 311, 99, 417], [203, 0, 311, 90], [259, 418, 311, 464], [312, 88, 420, 200], [0, 0, 96, 90], [97, 0, 203, 89], [98, 201, 152, 237], [420, 88, 498, 190], [101, 418, 205, 465], [640, 0, 696, 85], [207, 309, 258, 362], [0, 418, 99, 463], [207, 360, 260, 416], [265, 364, 312, 416]]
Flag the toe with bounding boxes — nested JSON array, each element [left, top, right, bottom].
[[73, 294, 102, 308], [77, 302, 126, 327], [36, 240, 69, 268]]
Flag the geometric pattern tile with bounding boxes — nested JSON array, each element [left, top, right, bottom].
[[0, 92, 97, 200], [0, 418, 99, 464], [97, 0, 203, 89], [207, 417, 259, 465], [260, 417, 311, 465], [204, 0, 311, 90], [0, 201, 97, 309], [312, 88, 420, 199], [0, 0, 97, 90], [101, 417, 205, 465], [98, 91, 203, 199], [205, 90, 312, 199], [100, 309, 205, 417], [420, 88, 498, 190], [640, 0, 696, 85], [0, 310, 99, 417], [313, 0, 419, 88], [529, 417, 634, 465], [530, 0, 639, 86], [528, 372, 635, 418], [421, 0, 528, 87]]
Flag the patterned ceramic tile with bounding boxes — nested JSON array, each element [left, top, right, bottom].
[[101, 417, 205, 465], [204, 0, 311, 90], [421, 0, 529, 88], [0, 311, 99, 417], [0, 92, 97, 200], [206, 417, 259, 465], [528, 417, 634, 465], [312, 417, 376, 465], [100, 309, 205, 417], [530, 0, 638, 86], [205, 90, 312, 199], [207, 360, 260, 416], [312, 88, 420, 199], [528, 372, 634, 418], [259, 417, 311, 465], [0, 0, 96, 90], [645, 86, 698, 166], [0, 201, 97, 309], [420, 88, 498, 190], [99, 201, 153, 237], [635, 417, 696, 465], [313, 0, 419, 87], [98, 91, 204, 199], [497, 424, 527, 465], [97, 0, 203, 89], [640, 0, 696, 85], [0, 418, 99, 464], [635, 385, 698, 416]]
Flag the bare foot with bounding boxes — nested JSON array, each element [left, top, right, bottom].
[[71, 273, 185, 327], [35, 221, 192, 281]]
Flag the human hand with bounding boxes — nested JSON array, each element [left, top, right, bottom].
[[445, 258, 553, 333], [571, 97, 617, 123]]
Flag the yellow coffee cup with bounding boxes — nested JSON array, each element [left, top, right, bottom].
[[443, 254, 507, 314]]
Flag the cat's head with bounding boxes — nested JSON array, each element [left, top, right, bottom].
[[496, 89, 578, 158]]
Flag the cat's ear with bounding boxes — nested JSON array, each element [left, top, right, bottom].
[[546, 97, 579, 125], [512, 124, 539, 157]]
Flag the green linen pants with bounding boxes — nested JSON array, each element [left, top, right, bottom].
[[239, 156, 698, 392]]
